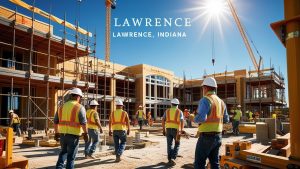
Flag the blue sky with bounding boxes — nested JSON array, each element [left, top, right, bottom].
[[1, 0, 286, 80]]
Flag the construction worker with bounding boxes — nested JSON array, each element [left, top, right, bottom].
[[109, 99, 130, 162], [233, 105, 242, 136], [147, 111, 153, 127], [84, 99, 103, 159], [249, 110, 254, 122], [194, 77, 229, 169], [272, 112, 277, 119], [162, 98, 184, 165], [9, 110, 21, 137], [189, 111, 195, 128], [54, 88, 89, 169], [183, 109, 190, 128], [136, 105, 145, 130]]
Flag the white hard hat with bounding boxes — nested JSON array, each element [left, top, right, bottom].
[[9, 110, 14, 113], [116, 99, 123, 106], [69, 88, 83, 97], [237, 105, 241, 108], [202, 77, 217, 88], [90, 100, 99, 106], [138, 105, 143, 108], [171, 98, 180, 105]]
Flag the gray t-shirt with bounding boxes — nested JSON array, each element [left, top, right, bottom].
[[54, 104, 87, 125]]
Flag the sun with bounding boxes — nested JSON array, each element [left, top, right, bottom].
[[182, 0, 231, 37], [204, 0, 227, 18]]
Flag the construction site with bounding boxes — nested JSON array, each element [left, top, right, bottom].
[[0, 0, 299, 169]]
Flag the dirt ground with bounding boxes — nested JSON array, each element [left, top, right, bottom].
[[13, 127, 253, 169]]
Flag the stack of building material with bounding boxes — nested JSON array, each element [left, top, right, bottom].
[[266, 133, 290, 157], [256, 122, 269, 142], [282, 122, 290, 134], [265, 118, 276, 139]]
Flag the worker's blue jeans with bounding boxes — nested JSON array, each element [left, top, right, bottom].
[[166, 128, 180, 161], [12, 123, 21, 137], [85, 128, 99, 156], [113, 130, 127, 156], [194, 133, 222, 169], [56, 134, 79, 169]]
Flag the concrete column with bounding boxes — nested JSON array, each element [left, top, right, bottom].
[[154, 80, 158, 118], [284, 0, 300, 160], [135, 75, 146, 110], [154, 104, 157, 119], [169, 81, 173, 99]]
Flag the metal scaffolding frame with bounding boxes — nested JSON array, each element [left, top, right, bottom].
[[0, 4, 96, 130]]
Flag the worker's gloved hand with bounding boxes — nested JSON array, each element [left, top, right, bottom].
[[163, 130, 166, 136], [109, 131, 112, 136], [82, 133, 89, 143], [127, 129, 130, 135], [99, 128, 103, 134], [54, 133, 60, 142]]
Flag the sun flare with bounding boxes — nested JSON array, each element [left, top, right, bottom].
[[182, 0, 231, 37]]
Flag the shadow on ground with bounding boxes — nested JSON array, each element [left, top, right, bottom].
[[36, 158, 116, 169], [135, 162, 173, 169], [181, 163, 194, 169], [75, 158, 116, 168]]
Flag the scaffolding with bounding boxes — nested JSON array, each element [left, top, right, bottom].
[[0, 5, 98, 130], [0, 5, 138, 129], [174, 68, 286, 117]]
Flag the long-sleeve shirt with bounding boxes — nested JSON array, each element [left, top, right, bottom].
[[54, 104, 87, 125], [194, 93, 229, 124]]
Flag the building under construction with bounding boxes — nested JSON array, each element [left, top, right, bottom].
[[0, 5, 286, 131]]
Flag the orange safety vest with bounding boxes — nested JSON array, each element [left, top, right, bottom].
[[165, 107, 181, 129], [111, 109, 127, 131], [87, 109, 98, 130], [58, 101, 82, 136], [198, 93, 225, 132]]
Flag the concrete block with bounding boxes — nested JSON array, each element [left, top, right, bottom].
[[256, 122, 269, 142], [265, 118, 276, 140], [282, 122, 290, 134]]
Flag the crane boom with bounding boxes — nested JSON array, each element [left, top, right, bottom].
[[105, 0, 116, 62], [105, 1, 111, 62], [227, 0, 260, 71]]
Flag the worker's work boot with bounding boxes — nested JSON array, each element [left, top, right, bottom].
[[168, 159, 176, 166], [115, 155, 121, 162]]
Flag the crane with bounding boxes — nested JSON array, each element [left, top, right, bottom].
[[226, 0, 263, 72], [105, 0, 116, 62]]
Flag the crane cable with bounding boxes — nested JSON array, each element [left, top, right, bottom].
[[211, 17, 216, 66], [241, 22, 263, 68]]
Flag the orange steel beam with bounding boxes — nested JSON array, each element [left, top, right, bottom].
[[227, 0, 259, 71], [271, 0, 300, 161], [284, 0, 300, 161]]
